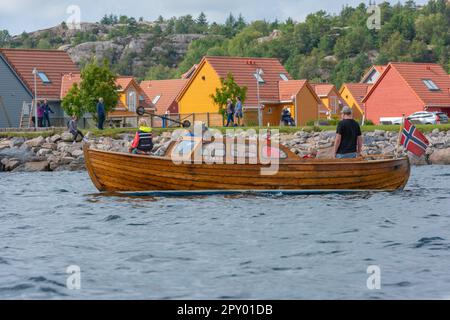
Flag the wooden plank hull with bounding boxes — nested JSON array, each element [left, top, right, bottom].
[[83, 145, 411, 193]]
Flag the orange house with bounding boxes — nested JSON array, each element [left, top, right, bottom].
[[311, 83, 345, 119], [362, 62, 450, 124], [61, 74, 154, 126], [339, 83, 372, 121]]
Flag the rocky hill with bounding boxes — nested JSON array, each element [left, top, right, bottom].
[[7, 21, 205, 79]]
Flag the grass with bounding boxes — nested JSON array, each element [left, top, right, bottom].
[[1, 124, 449, 139]]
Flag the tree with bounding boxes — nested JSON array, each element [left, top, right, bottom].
[[210, 73, 247, 115], [145, 65, 177, 80], [0, 30, 11, 47], [196, 12, 208, 26], [62, 59, 120, 119], [61, 83, 83, 117]]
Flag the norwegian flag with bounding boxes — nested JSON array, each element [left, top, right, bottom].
[[400, 119, 429, 157]]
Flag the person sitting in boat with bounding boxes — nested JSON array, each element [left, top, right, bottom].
[[129, 119, 154, 155], [281, 107, 295, 126]]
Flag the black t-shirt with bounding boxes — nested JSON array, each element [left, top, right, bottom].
[[336, 119, 362, 154]]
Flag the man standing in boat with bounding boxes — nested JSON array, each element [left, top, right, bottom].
[[129, 119, 154, 155], [334, 106, 362, 159]]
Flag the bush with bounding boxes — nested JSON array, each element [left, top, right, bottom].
[[364, 119, 375, 126]]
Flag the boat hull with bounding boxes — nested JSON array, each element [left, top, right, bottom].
[[83, 145, 410, 193]]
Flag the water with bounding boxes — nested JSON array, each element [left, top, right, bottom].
[[0, 166, 449, 299]]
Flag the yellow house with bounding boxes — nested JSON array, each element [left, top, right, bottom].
[[310, 83, 345, 119], [339, 83, 371, 121], [176, 56, 320, 126]]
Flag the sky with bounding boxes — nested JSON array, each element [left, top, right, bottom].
[[0, 0, 430, 35]]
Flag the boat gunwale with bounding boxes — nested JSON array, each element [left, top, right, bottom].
[[85, 145, 409, 166]]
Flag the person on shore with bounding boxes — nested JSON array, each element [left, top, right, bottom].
[[281, 107, 295, 126], [225, 98, 235, 127], [129, 119, 153, 155], [68, 115, 87, 144], [37, 102, 44, 127], [96, 97, 105, 130], [334, 106, 362, 159], [234, 96, 243, 127], [42, 99, 54, 127]]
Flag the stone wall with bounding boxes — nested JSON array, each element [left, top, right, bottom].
[[1, 129, 450, 172]]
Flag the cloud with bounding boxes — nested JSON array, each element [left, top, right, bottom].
[[0, 0, 430, 35]]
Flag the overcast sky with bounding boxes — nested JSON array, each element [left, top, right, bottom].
[[0, 0, 429, 35]]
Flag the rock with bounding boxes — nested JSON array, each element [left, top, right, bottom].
[[15, 161, 50, 172], [9, 137, 25, 148], [41, 142, 57, 150], [432, 129, 440, 135], [61, 132, 75, 142], [429, 148, 450, 165], [374, 130, 385, 136], [5, 159, 20, 171], [60, 157, 75, 165], [71, 149, 84, 158], [25, 136, 45, 148], [50, 134, 62, 143], [36, 148, 52, 157]]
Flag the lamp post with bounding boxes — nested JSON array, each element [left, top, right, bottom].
[[32, 67, 38, 129], [255, 68, 264, 127]]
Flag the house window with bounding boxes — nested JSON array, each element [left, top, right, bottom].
[[127, 90, 137, 112], [152, 95, 161, 105], [423, 79, 440, 91], [37, 72, 51, 84], [279, 73, 289, 81]]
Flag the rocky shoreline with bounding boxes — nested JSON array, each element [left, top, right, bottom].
[[1, 129, 450, 172]]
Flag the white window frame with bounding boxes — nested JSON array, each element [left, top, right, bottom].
[[127, 90, 137, 112], [423, 79, 440, 91]]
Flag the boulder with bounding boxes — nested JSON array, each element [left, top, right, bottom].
[[9, 137, 25, 148], [60, 157, 75, 165], [61, 132, 75, 142], [50, 134, 62, 143], [15, 161, 50, 172], [5, 159, 20, 171], [25, 136, 45, 148], [71, 149, 84, 158], [36, 148, 52, 157], [41, 142, 57, 150], [429, 148, 450, 165]]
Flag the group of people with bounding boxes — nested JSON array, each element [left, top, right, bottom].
[[35, 99, 54, 127], [225, 97, 244, 127]]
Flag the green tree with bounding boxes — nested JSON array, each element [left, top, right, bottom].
[[62, 59, 119, 119], [210, 73, 247, 115], [0, 30, 11, 46], [145, 65, 178, 80], [61, 83, 83, 117]]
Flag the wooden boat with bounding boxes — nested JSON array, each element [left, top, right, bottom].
[[83, 136, 410, 194]]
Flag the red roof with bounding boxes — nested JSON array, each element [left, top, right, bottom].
[[116, 77, 134, 91], [342, 83, 372, 106], [140, 79, 187, 114], [278, 80, 321, 104], [60, 73, 81, 98], [179, 56, 291, 106], [311, 83, 335, 97], [363, 62, 450, 107], [0, 48, 79, 100]]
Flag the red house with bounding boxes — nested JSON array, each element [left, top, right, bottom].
[[362, 62, 450, 124]]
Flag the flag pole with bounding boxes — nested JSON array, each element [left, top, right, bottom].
[[395, 114, 405, 158]]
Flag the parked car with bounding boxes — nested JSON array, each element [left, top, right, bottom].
[[434, 112, 449, 124], [407, 111, 440, 125]]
